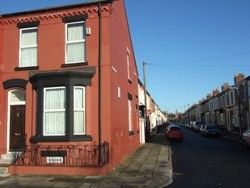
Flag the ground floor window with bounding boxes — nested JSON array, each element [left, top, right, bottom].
[[44, 87, 66, 136], [74, 86, 85, 135], [29, 69, 95, 142], [43, 86, 86, 137], [128, 99, 133, 132]]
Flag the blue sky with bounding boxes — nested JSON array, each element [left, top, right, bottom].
[[1, 0, 250, 113]]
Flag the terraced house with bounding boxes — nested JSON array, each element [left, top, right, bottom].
[[183, 73, 250, 133], [0, 0, 140, 176]]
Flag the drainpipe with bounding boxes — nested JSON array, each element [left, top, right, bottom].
[[98, 3, 102, 163]]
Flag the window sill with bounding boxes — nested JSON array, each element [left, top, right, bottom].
[[30, 135, 93, 143], [129, 131, 135, 136], [15, 66, 39, 71], [61, 62, 88, 68]]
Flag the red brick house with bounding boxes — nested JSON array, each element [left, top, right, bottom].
[[0, 0, 140, 176]]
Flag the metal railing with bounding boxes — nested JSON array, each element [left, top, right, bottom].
[[13, 142, 109, 167]]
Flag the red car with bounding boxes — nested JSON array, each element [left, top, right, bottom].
[[166, 125, 183, 141]]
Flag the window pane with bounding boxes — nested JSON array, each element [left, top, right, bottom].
[[21, 29, 37, 46], [45, 88, 65, 110], [74, 88, 84, 109], [67, 23, 85, 41], [74, 111, 84, 134], [44, 112, 65, 135], [74, 87, 85, 135], [44, 88, 66, 136], [20, 47, 37, 67], [67, 42, 85, 63], [10, 89, 25, 103]]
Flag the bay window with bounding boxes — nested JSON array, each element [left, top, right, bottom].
[[43, 86, 86, 137], [29, 69, 95, 142], [66, 22, 86, 64], [19, 28, 38, 67]]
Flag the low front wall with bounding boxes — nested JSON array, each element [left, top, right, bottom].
[[9, 164, 113, 176]]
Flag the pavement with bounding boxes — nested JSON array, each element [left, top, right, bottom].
[[0, 132, 173, 188]]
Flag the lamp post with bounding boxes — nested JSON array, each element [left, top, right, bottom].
[[143, 62, 149, 140]]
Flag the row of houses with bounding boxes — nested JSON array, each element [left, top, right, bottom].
[[0, 0, 166, 176], [182, 73, 250, 133], [138, 80, 168, 142]]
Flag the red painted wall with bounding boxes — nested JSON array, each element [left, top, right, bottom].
[[0, 0, 140, 175], [109, 0, 140, 166], [0, 6, 101, 150]]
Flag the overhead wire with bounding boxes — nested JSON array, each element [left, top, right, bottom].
[[145, 50, 250, 66], [139, 50, 250, 112]]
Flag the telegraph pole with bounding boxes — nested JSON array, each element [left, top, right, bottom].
[[143, 62, 148, 140]]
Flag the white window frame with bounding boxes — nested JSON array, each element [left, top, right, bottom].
[[128, 99, 133, 132], [19, 27, 38, 67], [43, 87, 66, 136], [65, 21, 86, 64], [74, 86, 86, 135]]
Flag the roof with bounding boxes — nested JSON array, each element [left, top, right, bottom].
[[1, 0, 113, 17]]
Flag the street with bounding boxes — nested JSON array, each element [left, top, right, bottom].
[[168, 127, 250, 188]]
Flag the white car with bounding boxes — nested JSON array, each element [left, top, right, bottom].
[[243, 129, 250, 148]]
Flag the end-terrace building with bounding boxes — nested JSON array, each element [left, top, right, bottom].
[[0, 0, 140, 176]]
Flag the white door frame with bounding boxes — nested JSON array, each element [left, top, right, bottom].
[[7, 89, 26, 153]]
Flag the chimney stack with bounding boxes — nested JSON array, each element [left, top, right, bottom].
[[234, 73, 245, 85], [212, 89, 220, 97], [206, 94, 212, 99], [221, 82, 230, 91]]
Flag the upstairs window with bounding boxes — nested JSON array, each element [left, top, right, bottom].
[[19, 28, 38, 67], [66, 22, 86, 64]]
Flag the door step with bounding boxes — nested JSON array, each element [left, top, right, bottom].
[[0, 153, 16, 165], [0, 166, 9, 177], [0, 153, 17, 177]]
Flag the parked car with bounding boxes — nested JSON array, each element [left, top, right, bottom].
[[179, 123, 184, 127], [199, 125, 206, 133], [193, 121, 206, 132], [187, 122, 194, 130], [243, 129, 250, 148], [217, 124, 226, 130], [184, 123, 189, 128], [166, 125, 183, 141], [202, 125, 221, 137]]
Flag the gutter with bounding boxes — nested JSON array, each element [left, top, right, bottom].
[[1, 0, 113, 18]]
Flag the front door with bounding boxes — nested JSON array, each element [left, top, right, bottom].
[[9, 105, 25, 150]]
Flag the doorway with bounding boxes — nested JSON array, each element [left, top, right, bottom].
[[9, 105, 25, 150], [8, 89, 26, 151]]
